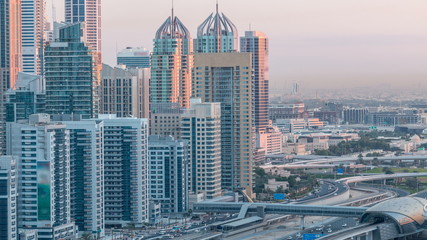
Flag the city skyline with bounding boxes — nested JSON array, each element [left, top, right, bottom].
[[46, 0, 427, 90]]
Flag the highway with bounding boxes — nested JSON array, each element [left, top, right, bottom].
[[260, 155, 427, 170], [296, 181, 337, 203], [340, 172, 427, 184]]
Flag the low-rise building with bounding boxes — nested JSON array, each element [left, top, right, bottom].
[[264, 179, 289, 192]]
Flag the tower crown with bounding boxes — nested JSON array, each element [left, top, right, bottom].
[[155, 16, 190, 39]]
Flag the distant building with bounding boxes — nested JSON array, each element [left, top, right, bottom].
[[282, 143, 307, 155], [0, 156, 18, 240], [313, 102, 343, 125], [313, 111, 340, 125], [298, 135, 329, 152], [101, 64, 150, 118], [192, 52, 254, 196], [269, 103, 305, 121], [264, 179, 289, 191], [5, 72, 45, 122], [6, 114, 77, 239], [255, 126, 283, 163], [366, 112, 420, 126], [151, 10, 193, 108], [342, 108, 368, 124], [195, 3, 238, 53], [274, 118, 324, 133], [328, 134, 359, 146], [65, 0, 101, 64], [181, 99, 222, 199], [21, 0, 45, 75], [148, 136, 190, 214], [45, 22, 99, 118], [117, 47, 150, 68], [0, 0, 22, 154]]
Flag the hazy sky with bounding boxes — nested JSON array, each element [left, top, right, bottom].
[[49, 0, 427, 91]]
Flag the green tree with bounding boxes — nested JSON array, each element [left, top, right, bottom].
[[79, 233, 93, 240], [405, 178, 418, 189]]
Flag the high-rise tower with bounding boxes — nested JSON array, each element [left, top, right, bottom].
[[0, 0, 21, 154], [240, 31, 269, 132], [65, 0, 101, 64], [151, 7, 193, 108], [21, 0, 46, 75], [44, 22, 99, 118], [7, 114, 77, 239], [195, 2, 238, 53], [192, 53, 254, 197]]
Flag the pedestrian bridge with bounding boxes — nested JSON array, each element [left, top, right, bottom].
[[193, 202, 368, 218]]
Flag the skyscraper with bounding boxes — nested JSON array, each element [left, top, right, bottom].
[[65, 0, 101, 64], [101, 64, 150, 119], [0, 0, 21, 90], [61, 120, 105, 238], [21, 0, 45, 74], [151, 8, 193, 108], [181, 99, 222, 199], [0, 0, 21, 154], [241, 31, 269, 132], [148, 135, 190, 214], [6, 114, 77, 239], [44, 22, 99, 118], [195, 3, 238, 53], [117, 47, 150, 69], [193, 53, 254, 197], [0, 156, 18, 240], [97, 115, 148, 227]]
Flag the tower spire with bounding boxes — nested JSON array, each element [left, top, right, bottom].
[[216, 0, 219, 14], [171, 0, 174, 21]]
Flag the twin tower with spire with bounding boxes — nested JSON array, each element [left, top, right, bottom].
[[155, 2, 238, 53], [151, 2, 240, 109], [151, 3, 268, 198]]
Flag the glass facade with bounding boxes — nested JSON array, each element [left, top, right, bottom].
[[195, 5, 238, 53], [151, 15, 193, 108], [240, 31, 269, 132], [45, 23, 99, 119]]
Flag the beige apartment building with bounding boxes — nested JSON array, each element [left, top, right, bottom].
[[192, 53, 254, 197]]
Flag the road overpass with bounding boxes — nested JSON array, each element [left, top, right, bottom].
[[260, 155, 427, 170], [340, 172, 427, 184]]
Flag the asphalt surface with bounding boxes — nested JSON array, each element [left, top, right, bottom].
[[412, 189, 427, 198], [296, 180, 348, 203], [355, 183, 410, 197], [297, 181, 337, 202], [279, 217, 358, 240]]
